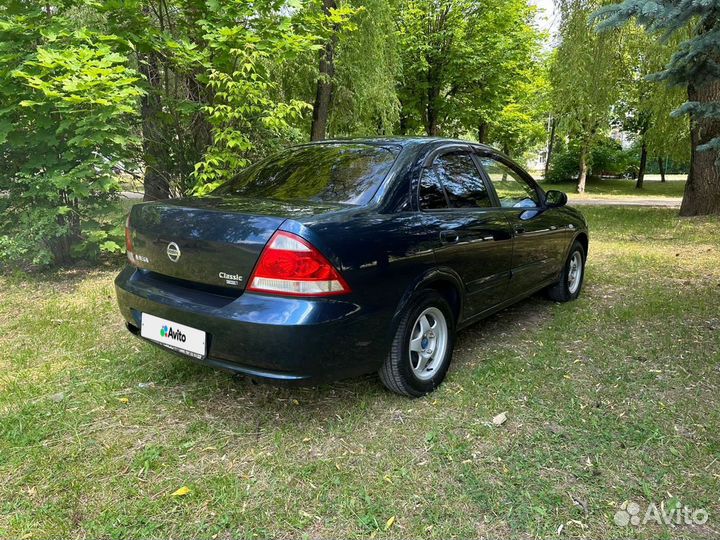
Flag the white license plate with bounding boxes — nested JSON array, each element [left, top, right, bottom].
[[141, 313, 206, 359]]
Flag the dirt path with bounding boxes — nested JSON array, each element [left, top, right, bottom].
[[568, 197, 682, 208]]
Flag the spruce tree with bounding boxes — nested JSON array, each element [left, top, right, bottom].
[[594, 1, 720, 216]]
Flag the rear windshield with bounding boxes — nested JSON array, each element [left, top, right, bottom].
[[213, 143, 399, 205]]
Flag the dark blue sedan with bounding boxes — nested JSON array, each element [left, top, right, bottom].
[[116, 138, 588, 396]]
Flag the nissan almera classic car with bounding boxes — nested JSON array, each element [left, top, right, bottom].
[[116, 138, 588, 397]]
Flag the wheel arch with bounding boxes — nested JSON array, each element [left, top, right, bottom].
[[391, 268, 464, 332], [574, 231, 589, 257]]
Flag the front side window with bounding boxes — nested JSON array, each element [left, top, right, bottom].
[[213, 143, 399, 205], [420, 151, 493, 210], [478, 156, 540, 208]]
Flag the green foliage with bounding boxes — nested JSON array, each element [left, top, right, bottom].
[[612, 25, 690, 164], [644, 84, 690, 163], [594, 1, 720, 150], [100, 0, 208, 197], [329, 0, 401, 136], [546, 136, 635, 182], [546, 143, 580, 183], [0, 1, 336, 265], [276, 0, 400, 140], [488, 63, 550, 157], [0, 5, 142, 266], [395, 0, 544, 148], [2, 0, 706, 265], [191, 5, 324, 190], [551, 0, 628, 154], [101, 0, 331, 197], [591, 137, 636, 176]]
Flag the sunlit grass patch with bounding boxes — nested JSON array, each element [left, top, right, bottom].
[[1, 206, 718, 539]]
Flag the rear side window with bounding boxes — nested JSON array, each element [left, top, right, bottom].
[[478, 156, 540, 208], [419, 172, 448, 209], [214, 143, 399, 205], [420, 151, 493, 210]]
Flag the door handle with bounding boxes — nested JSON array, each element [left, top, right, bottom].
[[440, 231, 460, 244]]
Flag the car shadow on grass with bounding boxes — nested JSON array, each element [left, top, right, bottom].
[[133, 293, 557, 434]]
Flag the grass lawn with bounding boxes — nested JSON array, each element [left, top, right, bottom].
[[540, 176, 687, 200], [1, 207, 719, 539]]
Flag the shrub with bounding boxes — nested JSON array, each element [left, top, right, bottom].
[[591, 137, 632, 177], [546, 140, 581, 183], [546, 136, 636, 183], [0, 12, 142, 267]]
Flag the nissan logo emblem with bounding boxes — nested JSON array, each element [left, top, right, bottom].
[[166, 242, 181, 262]]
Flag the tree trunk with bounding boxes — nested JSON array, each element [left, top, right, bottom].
[[139, 51, 170, 201], [577, 145, 588, 193], [426, 83, 440, 136], [49, 226, 74, 265], [477, 121, 488, 143], [680, 80, 720, 216], [310, 0, 338, 142], [658, 157, 666, 182], [49, 190, 81, 264], [425, 60, 442, 136], [186, 74, 212, 185], [544, 117, 556, 179], [636, 141, 647, 189], [399, 113, 409, 135]]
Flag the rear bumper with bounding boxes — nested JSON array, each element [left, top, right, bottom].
[[114, 266, 391, 383]]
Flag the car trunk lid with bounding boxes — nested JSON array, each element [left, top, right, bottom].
[[127, 197, 345, 290]]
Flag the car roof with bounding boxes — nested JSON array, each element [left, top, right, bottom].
[[296, 136, 496, 153]]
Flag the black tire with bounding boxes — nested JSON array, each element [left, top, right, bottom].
[[379, 290, 456, 397], [546, 240, 586, 302]]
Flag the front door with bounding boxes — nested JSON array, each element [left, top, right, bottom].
[[476, 153, 568, 298]]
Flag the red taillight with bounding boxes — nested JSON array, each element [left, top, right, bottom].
[[125, 215, 135, 265], [247, 231, 351, 296]]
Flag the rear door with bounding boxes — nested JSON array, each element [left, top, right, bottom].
[[417, 148, 513, 318], [475, 152, 569, 297]]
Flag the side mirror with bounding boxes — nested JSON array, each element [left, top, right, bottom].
[[545, 190, 567, 208]]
